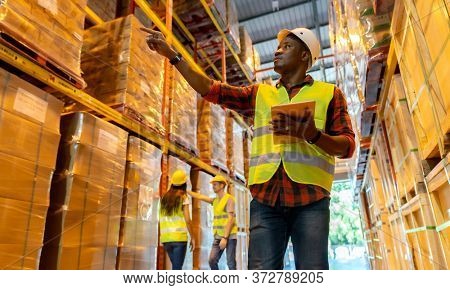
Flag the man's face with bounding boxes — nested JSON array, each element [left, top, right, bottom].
[[212, 182, 225, 193], [273, 35, 309, 74]]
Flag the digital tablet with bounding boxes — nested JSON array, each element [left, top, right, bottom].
[[271, 101, 315, 121]]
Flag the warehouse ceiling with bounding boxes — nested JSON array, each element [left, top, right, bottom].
[[235, 0, 335, 83]]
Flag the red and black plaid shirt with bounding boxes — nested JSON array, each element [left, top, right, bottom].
[[203, 75, 356, 207]]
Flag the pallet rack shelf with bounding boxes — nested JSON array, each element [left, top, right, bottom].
[[0, 27, 243, 189]]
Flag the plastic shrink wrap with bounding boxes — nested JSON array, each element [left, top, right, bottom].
[[0, 68, 63, 269], [40, 112, 128, 269], [0, 0, 87, 80], [117, 136, 162, 269], [81, 15, 165, 134]]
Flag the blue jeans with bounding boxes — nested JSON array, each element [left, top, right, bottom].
[[248, 197, 330, 270], [209, 238, 237, 270], [163, 242, 187, 270]]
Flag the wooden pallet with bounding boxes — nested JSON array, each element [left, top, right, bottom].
[[426, 152, 450, 268], [388, 211, 415, 269], [169, 134, 199, 157], [373, 213, 398, 270], [400, 193, 447, 269]]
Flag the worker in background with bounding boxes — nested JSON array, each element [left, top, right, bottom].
[[188, 175, 237, 270], [159, 169, 195, 270], [142, 26, 355, 270]]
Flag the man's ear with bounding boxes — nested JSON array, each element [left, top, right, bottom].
[[301, 51, 310, 63]]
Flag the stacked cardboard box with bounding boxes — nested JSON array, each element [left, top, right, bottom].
[[392, 0, 450, 160], [87, 0, 117, 22], [384, 75, 422, 206], [198, 99, 227, 172], [40, 113, 128, 269], [170, 70, 198, 155], [166, 156, 193, 270], [413, 0, 450, 142], [191, 170, 214, 270], [0, 0, 87, 79], [0, 68, 63, 269], [226, 26, 261, 85], [117, 136, 162, 270], [81, 15, 165, 134]]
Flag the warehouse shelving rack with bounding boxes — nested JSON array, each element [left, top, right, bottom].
[[1, 0, 253, 184], [355, 0, 450, 270]]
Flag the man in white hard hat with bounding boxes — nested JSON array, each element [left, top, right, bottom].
[[143, 27, 355, 270]]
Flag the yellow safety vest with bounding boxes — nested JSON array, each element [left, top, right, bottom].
[[159, 206, 188, 243], [213, 193, 237, 237], [249, 81, 336, 192]]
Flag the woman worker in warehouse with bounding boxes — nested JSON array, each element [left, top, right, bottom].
[[159, 169, 196, 270]]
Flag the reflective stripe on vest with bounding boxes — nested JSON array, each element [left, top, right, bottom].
[[159, 208, 188, 243], [212, 193, 237, 236], [249, 82, 336, 192]]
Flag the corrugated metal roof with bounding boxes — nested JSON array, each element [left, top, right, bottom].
[[237, 0, 313, 22], [235, 0, 334, 83]]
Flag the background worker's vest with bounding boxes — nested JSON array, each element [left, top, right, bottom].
[[213, 193, 238, 236], [248, 82, 336, 192], [159, 206, 188, 243]]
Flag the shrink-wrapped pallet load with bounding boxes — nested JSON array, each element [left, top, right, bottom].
[[81, 15, 165, 134], [40, 113, 128, 269], [0, 68, 63, 269], [117, 137, 162, 270], [0, 0, 87, 81], [170, 70, 198, 155], [191, 170, 214, 270], [198, 99, 227, 172]]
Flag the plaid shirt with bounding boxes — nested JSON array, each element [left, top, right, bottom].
[[203, 75, 356, 207]]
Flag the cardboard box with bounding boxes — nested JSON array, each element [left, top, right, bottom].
[[55, 143, 127, 186], [50, 174, 124, 214], [0, 151, 53, 206], [0, 197, 48, 270], [0, 68, 64, 134], [56, 246, 118, 270], [60, 112, 128, 151], [0, 109, 61, 169], [116, 246, 158, 270]]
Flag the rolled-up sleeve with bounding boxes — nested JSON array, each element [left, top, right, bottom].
[[325, 87, 356, 159], [202, 80, 258, 119]]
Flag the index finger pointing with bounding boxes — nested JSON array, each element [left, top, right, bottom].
[[140, 27, 157, 34]]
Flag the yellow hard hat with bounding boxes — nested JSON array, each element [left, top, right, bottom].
[[170, 169, 188, 186], [210, 175, 228, 185]]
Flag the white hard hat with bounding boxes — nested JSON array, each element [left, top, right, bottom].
[[277, 27, 321, 69]]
